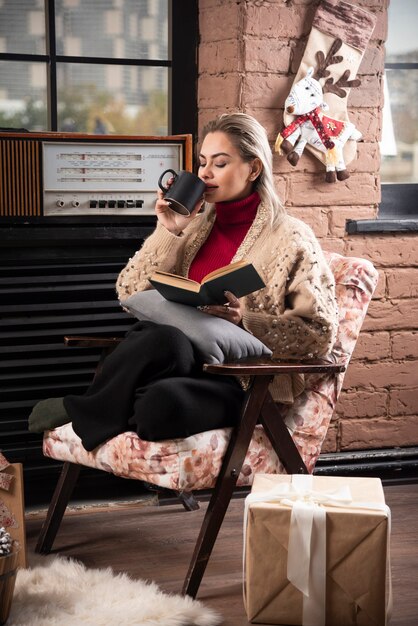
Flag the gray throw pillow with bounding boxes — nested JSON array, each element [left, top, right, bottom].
[[120, 289, 272, 365]]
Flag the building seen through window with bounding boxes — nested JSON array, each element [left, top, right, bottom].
[[381, 0, 418, 185], [0, 0, 170, 135]]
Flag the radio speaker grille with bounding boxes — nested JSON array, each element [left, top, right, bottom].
[[0, 139, 42, 217]]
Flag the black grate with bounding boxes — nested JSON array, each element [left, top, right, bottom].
[[0, 256, 136, 482]]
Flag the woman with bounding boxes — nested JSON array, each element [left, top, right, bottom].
[[50, 113, 339, 450]]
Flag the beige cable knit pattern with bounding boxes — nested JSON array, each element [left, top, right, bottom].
[[116, 203, 338, 403]]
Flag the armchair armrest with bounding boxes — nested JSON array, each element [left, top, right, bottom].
[[64, 336, 123, 349], [203, 357, 345, 376]]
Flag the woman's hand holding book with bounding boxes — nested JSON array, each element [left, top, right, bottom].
[[198, 290, 243, 325]]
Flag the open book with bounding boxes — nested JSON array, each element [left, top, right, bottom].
[[149, 260, 265, 307]]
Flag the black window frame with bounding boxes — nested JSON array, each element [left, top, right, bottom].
[[379, 60, 418, 220], [0, 0, 198, 138], [347, 26, 418, 233]]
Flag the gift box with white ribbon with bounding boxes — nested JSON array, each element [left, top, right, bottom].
[[244, 474, 391, 626]]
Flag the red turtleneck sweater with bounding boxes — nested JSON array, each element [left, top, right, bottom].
[[188, 191, 260, 283]]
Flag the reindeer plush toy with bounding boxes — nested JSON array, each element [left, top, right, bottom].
[[275, 66, 362, 183]]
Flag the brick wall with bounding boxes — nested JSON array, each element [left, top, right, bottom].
[[198, 0, 418, 452]]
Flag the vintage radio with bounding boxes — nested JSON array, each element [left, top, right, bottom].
[[0, 132, 192, 218]]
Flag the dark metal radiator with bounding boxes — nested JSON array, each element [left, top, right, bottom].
[[0, 220, 152, 504]]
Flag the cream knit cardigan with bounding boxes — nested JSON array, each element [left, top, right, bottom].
[[116, 202, 339, 404]]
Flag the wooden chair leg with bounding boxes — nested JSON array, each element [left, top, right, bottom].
[[182, 375, 271, 598], [260, 391, 308, 474], [35, 461, 81, 554]]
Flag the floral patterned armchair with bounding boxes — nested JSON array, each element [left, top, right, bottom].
[[35, 251, 378, 598]]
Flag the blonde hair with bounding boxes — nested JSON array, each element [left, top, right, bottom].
[[200, 113, 285, 225]]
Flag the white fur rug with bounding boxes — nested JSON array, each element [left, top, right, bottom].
[[8, 555, 222, 626]]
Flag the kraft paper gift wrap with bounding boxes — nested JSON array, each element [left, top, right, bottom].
[[0, 455, 27, 568], [244, 474, 391, 626]]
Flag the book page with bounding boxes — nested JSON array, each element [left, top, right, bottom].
[[202, 260, 249, 284], [150, 272, 200, 292]]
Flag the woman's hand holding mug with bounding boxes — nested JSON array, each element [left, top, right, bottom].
[[156, 169, 206, 235]]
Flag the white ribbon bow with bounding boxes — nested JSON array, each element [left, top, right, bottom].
[[243, 475, 392, 626]]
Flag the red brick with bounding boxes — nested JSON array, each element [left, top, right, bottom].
[[272, 174, 287, 205], [245, 4, 315, 39], [288, 172, 379, 207], [351, 331, 391, 361], [371, 9, 388, 42], [348, 75, 383, 109], [362, 299, 418, 331], [349, 108, 382, 143], [290, 39, 307, 75], [317, 237, 345, 254], [199, 4, 241, 42], [198, 74, 242, 109], [328, 205, 377, 237], [336, 389, 388, 419], [340, 416, 418, 450], [386, 269, 418, 298], [197, 108, 227, 138], [199, 40, 242, 75], [321, 424, 338, 453], [245, 38, 291, 73], [244, 107, 282, 143], [359, 45, 385, 75], [371, 272, 386, 299], [392, 332, 418, 360], [273, 148, 322, 175], [343, 360, 417, 389], [350, 141, 381, 173], [242, 73, 293, 109], [286, 207, 329, 238], [389, 388, 418, 416], [346, 235, 418, 266]]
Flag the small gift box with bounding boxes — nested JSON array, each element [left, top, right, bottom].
[[0, 453, 27, 569], [244, 474, 391, 626]]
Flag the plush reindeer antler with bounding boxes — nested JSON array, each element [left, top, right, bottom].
[[323, 69, 361, 98], [314, 38, 344, 80], [314, 38, 362, 99]]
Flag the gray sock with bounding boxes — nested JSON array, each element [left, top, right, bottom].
[[28, 397, 70, 433]]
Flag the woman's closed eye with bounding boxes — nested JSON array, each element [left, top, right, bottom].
[[199, 161, 227, 169]]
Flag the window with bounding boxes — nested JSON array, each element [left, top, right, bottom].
[[380, 0, 418, 219], [0, 0, 197, 137], [347, 0, 418, 232]]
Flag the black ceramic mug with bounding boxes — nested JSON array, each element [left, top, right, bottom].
[[158, 169, 206, 216]]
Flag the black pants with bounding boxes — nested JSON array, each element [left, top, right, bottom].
[[64, 321, 244, 451]]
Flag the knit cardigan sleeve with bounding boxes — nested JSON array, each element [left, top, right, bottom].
[[241, 222, 338, 362], [116, 222, 190, 300]]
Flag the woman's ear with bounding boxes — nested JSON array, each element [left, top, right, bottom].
[[249, 157, 262, 181]]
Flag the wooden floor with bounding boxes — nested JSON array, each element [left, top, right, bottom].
[[25, 482, 418, 626]]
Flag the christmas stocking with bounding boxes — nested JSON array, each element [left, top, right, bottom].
[[275, 0, 376, 182]]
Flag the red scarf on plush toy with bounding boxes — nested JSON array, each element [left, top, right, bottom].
[[280, 106, 335, 150]]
